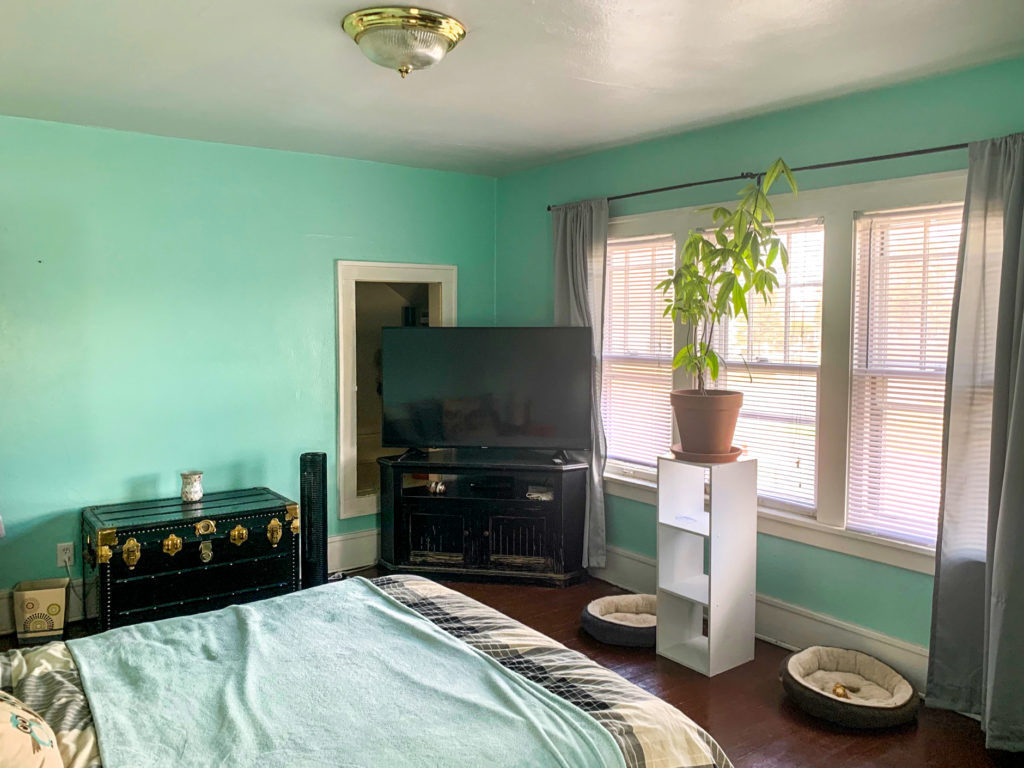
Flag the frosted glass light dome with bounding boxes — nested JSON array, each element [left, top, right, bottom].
[[342, 7, 467, 78]]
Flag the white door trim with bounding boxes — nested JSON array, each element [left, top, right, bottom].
[[335, 261, 458, 519]]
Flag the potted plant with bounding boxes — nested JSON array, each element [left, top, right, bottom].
[[657, 158, 797, 461]]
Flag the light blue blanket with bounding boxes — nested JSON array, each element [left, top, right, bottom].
[[68, 577, 625, 768]]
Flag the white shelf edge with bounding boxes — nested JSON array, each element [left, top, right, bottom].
[[659, 577, 709, 606], [657, 518, 709, 538]]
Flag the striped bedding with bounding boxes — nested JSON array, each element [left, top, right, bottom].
[[2, 574, 732, 768]]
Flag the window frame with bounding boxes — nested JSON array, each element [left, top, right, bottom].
[[603, 170, 968, 574]]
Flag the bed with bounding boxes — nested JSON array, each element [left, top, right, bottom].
[[2, 575, 732, 768]]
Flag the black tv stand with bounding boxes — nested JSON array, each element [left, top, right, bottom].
[[377, 449, 588, 586]]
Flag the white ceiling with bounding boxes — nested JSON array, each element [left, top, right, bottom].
[[4, 1, 1024, 175]]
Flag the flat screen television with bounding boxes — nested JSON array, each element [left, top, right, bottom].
[[381, 327, 592, 450]]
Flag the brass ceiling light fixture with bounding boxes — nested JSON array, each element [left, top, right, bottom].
[[341, 7, 466, 78]]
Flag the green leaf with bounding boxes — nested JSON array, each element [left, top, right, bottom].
[[763, 159, 782, 191], [706, 348, 720, 381], [673, 345, 690, 369], [732, 281, 748, 320], [759, 190, 775, 223], [780, 160, 798, 194], [715, 274, 735, 314], [779, 240, 790, 272]]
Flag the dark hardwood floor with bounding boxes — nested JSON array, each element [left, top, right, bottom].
[[2, 573, 1012, 767], [435, 574, 1012, 768]]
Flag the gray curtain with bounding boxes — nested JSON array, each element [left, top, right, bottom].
[[928, 133, 1024, 751], [552, 198, 609, 569]]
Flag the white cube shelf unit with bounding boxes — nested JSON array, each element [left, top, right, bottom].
[[656, 455, 757, 676]]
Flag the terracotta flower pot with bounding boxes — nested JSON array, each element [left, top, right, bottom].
[[670, 389, 743, 457]]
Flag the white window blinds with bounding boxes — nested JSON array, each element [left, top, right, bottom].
[[847, 203, 963, 546], [601, 236, 676, 468], [712, 219, 825, 510]]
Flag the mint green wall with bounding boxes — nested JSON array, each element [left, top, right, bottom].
[[0, 116, 495, 588], [500, 56, 1024, 646], [605, 495, 657, 558], [757, 535, 934, 646]]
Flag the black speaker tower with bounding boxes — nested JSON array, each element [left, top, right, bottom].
[[300, 452, 328, 588]]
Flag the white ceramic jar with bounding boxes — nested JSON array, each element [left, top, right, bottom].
[[180, 471, 204, 502]]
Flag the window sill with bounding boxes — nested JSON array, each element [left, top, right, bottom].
[[603, 472, 936, 576]]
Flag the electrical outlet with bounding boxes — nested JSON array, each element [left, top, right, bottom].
[[57, 542, 74, 568]]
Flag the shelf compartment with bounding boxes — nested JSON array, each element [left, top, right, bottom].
[[657, 457, 709, 536], [660, 575, 709, 606], [656, 591, 709, 676], [657, 524, 706, 605]]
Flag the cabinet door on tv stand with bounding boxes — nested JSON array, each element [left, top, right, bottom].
[[463, 514, 490, 568], [406, 507, 467, 567], [487, 511, 553, 573]]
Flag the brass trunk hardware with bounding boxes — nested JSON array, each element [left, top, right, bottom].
[[229, 524, 249, 546], [194, 519, 216, 536], [97, 528, 119, 547], [122, 538, 141, 570], [163, 533, 183, 556], [286, 503, 300, 535], [199, 540, 214, 563], [97, 545, 113, 564], [267, 518, 283, 547]]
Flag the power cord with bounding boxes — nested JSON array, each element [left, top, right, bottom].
[[64, 561, 89, 620]]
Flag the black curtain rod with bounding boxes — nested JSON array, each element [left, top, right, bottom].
[[546, 142, 969, 211]]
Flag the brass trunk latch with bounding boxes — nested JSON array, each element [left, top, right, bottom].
[[199, 540, 214, 563], [267, 518, 283, 547], [229, 524, 249, 546], [122, 538, 141, 570], [286, 504, 300, 536], [96, 527, 118, 564], [163, 533, 183, 556], [194, 519, 216, 536]]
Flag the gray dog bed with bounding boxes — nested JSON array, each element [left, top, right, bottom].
[[580, 594, 656, 647], [781, 646, 920, 728]]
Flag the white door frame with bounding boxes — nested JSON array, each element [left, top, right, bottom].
[[335, 261, 458, 519]]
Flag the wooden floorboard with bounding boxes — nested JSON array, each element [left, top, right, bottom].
[[436, 575, 1014, 768], [2, 572, 1013, 767]]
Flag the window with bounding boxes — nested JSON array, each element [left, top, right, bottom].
[[601, 236, 676, 469], [712, 219, 825, 511], [847, 204, 963, 546], [601, 171, 969, 563]]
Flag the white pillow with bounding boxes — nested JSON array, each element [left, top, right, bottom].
[[0, 689, 64, 768]]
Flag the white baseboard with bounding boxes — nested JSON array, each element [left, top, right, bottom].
[[1, 530, 382, 636], [327, 529, 380, 574], [589, 545, 929, 691], [589, 545, 657, 593], [755, 594, 929, 692]]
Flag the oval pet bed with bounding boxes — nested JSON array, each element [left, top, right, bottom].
[[781, 646, 920, 729], [580, 594, 656, 647]]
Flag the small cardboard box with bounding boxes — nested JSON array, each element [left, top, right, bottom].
[[13, 578, 69, 645]]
